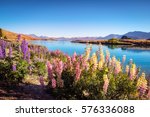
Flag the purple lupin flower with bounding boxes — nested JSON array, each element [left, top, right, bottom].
[[9, 46, 12, 58], [21, 39, 29, 60], [1, 40, 6, 58], [0, 46, 3, 59], [12, 64, 16, 71]]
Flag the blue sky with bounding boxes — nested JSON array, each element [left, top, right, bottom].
[[0, 0, 150, 37]]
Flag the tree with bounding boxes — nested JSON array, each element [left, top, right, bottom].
[[121, 36, 128, 39]]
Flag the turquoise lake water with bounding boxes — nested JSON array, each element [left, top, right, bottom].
[[30, 40, 150, 74]]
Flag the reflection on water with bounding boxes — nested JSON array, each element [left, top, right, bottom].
[[29, 40, 150, 74]]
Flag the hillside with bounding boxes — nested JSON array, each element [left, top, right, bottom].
[[0, 28, 38, 40]]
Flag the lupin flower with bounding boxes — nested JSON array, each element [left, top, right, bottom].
[[0, 46, 3, 58], [137, 73, 148, 96], [66, 55, 73, 70], [51, 78, 56, 88], [111, 56, 116, 67], [108, 58, 112, 67], [55, 60, 64, 79], [105, 50, 110, 63], [75, 62, 82, 81], [103, 74, 109, 94], [90, 53, 98, 70], [12, 63, 16, 71], [47, 61, 54, 79], [125, 65, 129, 74], [39, 76, 45, 87], [98, 60, 103, 70], [72, 52, 77, 63], [81, 57, 89, 70], [129, 64, 137, 80], [1, 40, 6, 58], [21, 39, 29, 60], [114, 61, 121, 74], [99, 46, 105, 64], [84, 46, 91, 61]]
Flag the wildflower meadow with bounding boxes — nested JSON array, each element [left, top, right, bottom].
[[0, 35, 150, 100]]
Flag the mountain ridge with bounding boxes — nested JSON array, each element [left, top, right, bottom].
[[100, 31, 150, 39], [1, 28, 150, 40]]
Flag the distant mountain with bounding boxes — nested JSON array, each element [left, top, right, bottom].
[[29, 34, 55, 40], [101, 34, 122, 39], [29, 34, 40, 38], [0, 28, 38, 40], [98, 31, 150, 39], [124, 31, 150, 39], [29, 34, 50, 39]]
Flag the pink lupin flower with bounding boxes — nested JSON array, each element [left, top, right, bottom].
[[51, 78, 56, 88], [72, 52, 77, 63], [105, 50, 110, 63], [47, 61, 54, 79], [66, 55, 73, 70], [39, 76, 45, 87], [54, 60, 64, 79], [75, 62, 82, 81], [103, 74, 109, 94], [111, 56, 116, 67], [108, 58, 112, 67]]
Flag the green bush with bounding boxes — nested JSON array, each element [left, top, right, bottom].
[[0, 58, 28, 84]]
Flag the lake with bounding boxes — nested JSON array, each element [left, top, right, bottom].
[[29, 40, 150, 74]]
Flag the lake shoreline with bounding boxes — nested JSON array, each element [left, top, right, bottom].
[[72, 39, 150, 47]]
